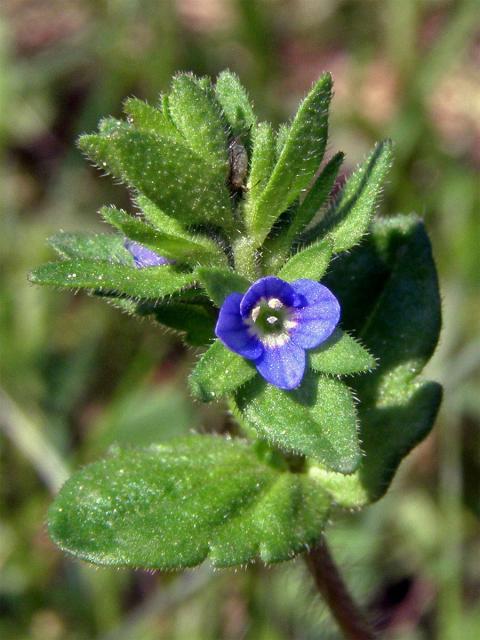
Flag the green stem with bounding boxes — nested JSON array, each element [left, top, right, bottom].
[[305, 537, 377, 640]]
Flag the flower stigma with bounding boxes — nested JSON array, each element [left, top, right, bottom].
[[246, 297, 298, 348]]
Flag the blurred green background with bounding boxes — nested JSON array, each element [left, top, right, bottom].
[[0, 1, 479, 638]]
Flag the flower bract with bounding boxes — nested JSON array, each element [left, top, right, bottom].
[[215, 276, 340, 390], [124, 240, 171, 268]]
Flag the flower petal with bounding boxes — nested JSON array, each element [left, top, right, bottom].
[[290, 279, 341, 349], [255, 341, 306, 390], [215, 293, 263, 360], [125, 240, 171, 268], [240, 276, 298, 318]]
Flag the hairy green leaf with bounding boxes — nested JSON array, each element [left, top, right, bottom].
[[29, 260, 195, 300], [311, 215, 442, 505], [309, 328, 376, 376], [277, 237, 333, 281], [351, 217, 442, 497], [358, 217, 440, 382], [101, 206, 227, 267], [48, 436, 331, 568], [258, 147, 340, 267], [98, 117, 123, 135], [135, 194, 183, 232], [248, 74, 332, 244], [234, 370, 361, 473], [168, 74, 229, 175], [245, 122, 276, 219], [49, 232, 130, 264], [79, 128, 233, 230], [275, 123, 290, 158], [123, 97, 180, 138], [305, 140, 394, 252], [80, 121, 125, 176], [196, 267, 251, 307], [289, 151, 344, 242], [215, 71, 257, 137], [189, 340, 256, 401], [309, 379, 442, 508]]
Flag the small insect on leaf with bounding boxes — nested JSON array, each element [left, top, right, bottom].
[[228, 138, 249, 193]]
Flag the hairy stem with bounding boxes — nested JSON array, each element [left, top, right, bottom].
[[306, 537, 377, 640]]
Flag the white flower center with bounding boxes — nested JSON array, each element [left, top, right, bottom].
[[246, 296, 298, 347]]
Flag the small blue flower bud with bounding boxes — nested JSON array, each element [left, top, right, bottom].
[[124, 240, 172, 268]]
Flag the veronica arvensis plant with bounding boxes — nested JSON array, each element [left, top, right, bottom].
[[30, 71, 441, 638]]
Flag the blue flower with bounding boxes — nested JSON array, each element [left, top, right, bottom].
[[124, 240, 171, 268], [215, 276, 340, 390]]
